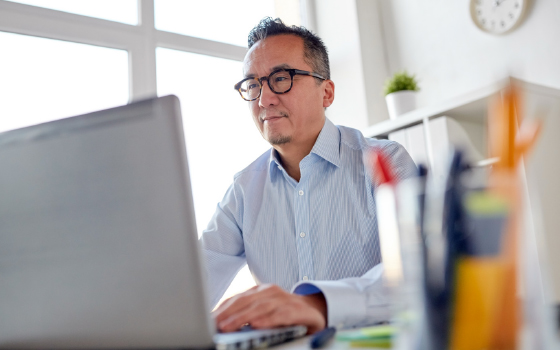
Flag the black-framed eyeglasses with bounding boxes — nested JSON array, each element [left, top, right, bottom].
[[234, 68, 326, 101]]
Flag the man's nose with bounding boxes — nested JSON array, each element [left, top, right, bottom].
[[258, 80, 279, 108]]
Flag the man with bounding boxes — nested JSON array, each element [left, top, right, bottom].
[[202, 18, 416, 334]]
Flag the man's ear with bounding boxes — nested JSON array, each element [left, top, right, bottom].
[[322, 80, 335, 108]]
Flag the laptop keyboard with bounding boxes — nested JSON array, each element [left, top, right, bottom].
[[214, 325, 307, 350]]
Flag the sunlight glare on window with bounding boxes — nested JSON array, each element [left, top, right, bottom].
[[6, 0, 138, 25], [155, 0, 275, 47], [156, 48, 270, 238], [0, 32, 129, 133]]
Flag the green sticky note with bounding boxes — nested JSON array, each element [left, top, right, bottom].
[[360, 325, 396, 338], [350, 339, 392, 348], [336, 325, 395, 341]]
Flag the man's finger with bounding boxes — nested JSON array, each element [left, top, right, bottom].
[[249, 309, 293, 330], [214, 285, 269, 318], [214, 285, 260, 313], [249, 296, 326, 334], [213, 285, 282, 327], [218, 299, 279, 332]]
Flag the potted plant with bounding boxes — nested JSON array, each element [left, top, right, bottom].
[[384, 71, 420, 120]]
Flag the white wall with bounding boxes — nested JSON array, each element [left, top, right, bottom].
[[355, 0, 391, 126], [314, 0, 369, 129], [523, 85, 560, 303], [312, 0, 390, 129], [379, 0, 560, 109]]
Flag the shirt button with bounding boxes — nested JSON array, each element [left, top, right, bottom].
[[300, 232, 306, 238], [298, 190, 304, 196], [303, 276, 308, 281]]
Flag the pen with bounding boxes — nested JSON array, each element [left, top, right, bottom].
[[310, 327, 336, 349]]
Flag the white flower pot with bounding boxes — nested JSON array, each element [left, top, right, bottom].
[[385, 90, 417, 120]]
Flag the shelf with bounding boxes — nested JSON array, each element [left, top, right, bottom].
[[360, 76, 560, 307], [362, 77, 560, 139], [361, 80, 505, 138]]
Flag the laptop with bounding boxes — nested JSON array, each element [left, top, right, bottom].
[[0, 96, 306, 349]]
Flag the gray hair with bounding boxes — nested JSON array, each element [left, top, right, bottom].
[[248, 17, 330, 82]]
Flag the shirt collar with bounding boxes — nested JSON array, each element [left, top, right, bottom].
[[268, 118, 341, 178], [269, 148, 282, 169], [310, 118, 341, 168]]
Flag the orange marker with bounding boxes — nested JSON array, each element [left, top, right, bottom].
[[487, 80, 541, 350]]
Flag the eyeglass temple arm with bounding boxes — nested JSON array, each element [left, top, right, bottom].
[[293, 69, 326, 80]]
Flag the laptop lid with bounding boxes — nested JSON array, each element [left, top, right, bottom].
[[0, 96, 215, 349]]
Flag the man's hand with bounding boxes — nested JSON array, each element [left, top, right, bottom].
[[213, 284, 327, 334]]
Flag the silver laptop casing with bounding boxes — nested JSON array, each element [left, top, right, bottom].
[[0, 96, 215, 349]]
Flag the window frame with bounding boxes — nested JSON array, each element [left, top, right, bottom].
[[0, 0, 248, 102]]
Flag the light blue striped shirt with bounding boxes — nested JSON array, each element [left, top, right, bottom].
[[201, 118, 416, 329]]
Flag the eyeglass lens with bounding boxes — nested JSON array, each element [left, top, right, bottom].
[[240, 70, 292, 100]]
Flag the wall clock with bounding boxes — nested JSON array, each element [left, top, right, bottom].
[[470, 0, 529, 35]]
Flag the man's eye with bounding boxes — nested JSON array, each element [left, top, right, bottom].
[[248, 83, 259, 90], [274, 76, 288, 82]]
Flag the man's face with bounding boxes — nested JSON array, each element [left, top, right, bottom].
[[242, 35, 333, 147]]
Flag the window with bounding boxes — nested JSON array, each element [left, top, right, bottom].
[[155, 0, 275, 46], [0, 32, 128, 133], [157, 48, 270, 238], [5, 0, 138, 24], [0, 0, 303, 305]]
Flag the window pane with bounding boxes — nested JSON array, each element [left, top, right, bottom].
[[156, 48, 269, 238], [0, 32, 129, 133], [6, 0, 138, 25], [155, 0, 275, 47], [157, 48, 270, 300]]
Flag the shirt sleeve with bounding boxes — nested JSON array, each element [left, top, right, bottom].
[[292, 141, 417, 329], [200, 183, 247, 309], [291, 263, 390, 329], [379, 139, 418, 182]]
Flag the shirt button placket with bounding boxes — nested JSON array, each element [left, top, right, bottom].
[[295, 183, 313, 282]]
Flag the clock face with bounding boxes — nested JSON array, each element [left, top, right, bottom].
[[470, 0, 527, 35]]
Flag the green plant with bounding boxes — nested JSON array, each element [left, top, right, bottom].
[[383, 71, 419, 96]]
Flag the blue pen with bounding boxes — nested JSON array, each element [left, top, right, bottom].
[[310, 327, 336, 349]]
